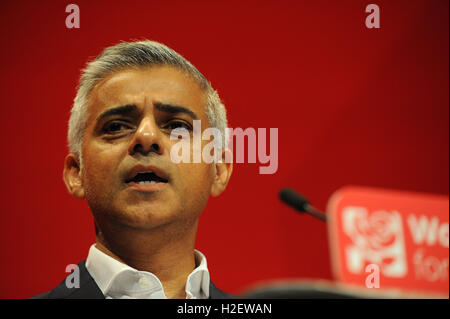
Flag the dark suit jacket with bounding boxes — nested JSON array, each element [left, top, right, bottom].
[[31, 260, 235, 299]]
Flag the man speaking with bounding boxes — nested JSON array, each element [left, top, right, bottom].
[[33, 40, 233, 299]]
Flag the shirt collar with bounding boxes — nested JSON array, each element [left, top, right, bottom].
[[85, 244, 210, 299]]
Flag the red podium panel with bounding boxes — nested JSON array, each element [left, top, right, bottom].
[[327, 186, 449, 297]]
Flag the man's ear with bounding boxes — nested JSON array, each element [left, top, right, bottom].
[[211, 149, 233, 197], [63, 153, 85, 200]]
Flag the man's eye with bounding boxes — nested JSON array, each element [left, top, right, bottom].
[[166, 121, 192, 131], [103, 121, 132, 134]]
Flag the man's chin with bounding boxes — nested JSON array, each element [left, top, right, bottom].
[[108, 206, 181, 230]]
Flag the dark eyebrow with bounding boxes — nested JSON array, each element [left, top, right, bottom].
[[96, 104, 139, 122], [155, 103, 198, 120]]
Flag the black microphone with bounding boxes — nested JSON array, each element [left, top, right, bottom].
[[279, 188, 327, 221]]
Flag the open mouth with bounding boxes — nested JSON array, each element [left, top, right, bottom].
[[125, 171, 169, 185]]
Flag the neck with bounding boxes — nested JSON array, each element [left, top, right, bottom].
[[94, 219, 199, 299]]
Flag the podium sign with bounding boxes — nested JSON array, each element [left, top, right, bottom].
[[327, 186, 449, 297]]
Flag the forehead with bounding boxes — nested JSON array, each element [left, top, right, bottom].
[[87, 66, 207, 120]]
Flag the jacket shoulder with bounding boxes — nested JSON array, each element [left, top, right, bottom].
[[30, 260, 104, 299], [209, 281, 238, 299]]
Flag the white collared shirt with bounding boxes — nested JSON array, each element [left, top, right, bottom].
[[85, 244, 210, 299]]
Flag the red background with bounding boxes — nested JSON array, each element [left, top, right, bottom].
[[0, 0, 448, 298]]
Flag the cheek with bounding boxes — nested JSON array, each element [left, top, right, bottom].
[[81, 145, 123, 187], [174, 163, 213, 218], [176, 162, 214, 196]]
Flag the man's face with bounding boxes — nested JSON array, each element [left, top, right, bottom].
[[74, 66, 219, 229]]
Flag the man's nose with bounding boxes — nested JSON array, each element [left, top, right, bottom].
[[128, 117, 162, 155]]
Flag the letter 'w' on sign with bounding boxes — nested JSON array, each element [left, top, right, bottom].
[[65, 4, 80, 29], [365, 264, 380, 288], [65, 264, 80, 288], [365, 4, 380, 29]]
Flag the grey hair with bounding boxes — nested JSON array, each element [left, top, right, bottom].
[[68, 40, 228, 160]]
